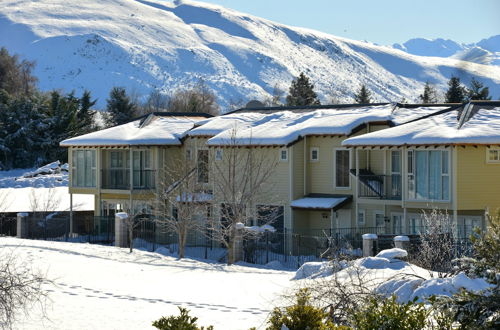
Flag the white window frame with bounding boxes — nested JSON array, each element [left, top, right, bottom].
[[406, 148, 451, 202], [215, 149, 223, 161], [310, 147, 319, 162], [357, 209, 366, 226], [279, 148, 288, 162], [391, 212, 405, 235], [334, 148, 352, 189], [486, 147, 500, 163]]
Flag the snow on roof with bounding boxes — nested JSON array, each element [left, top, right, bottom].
[[343, 104, 500, 147], [60, 115, 207, 147], [290, 196, 349, 210], [0, 187, 94, 213], [198, 104, 449, 146]]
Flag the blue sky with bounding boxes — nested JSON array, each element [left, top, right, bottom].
[[179, 0, 500, 45]]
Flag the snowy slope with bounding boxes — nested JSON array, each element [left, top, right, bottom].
[[1, 0, 499, 110], [393, 35, 500, 66]]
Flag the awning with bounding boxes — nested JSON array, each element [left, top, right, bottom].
[[290, 195, 351, 211]]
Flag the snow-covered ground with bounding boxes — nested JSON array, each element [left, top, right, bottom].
[[3, 237, 294, 330], [2, 239, 492, 329], [0, 162, 93, 213]]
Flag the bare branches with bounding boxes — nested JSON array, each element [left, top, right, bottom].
[[0, 250, 50, 330]]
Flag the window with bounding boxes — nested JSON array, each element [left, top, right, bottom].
[[407, 150, 449, 200], [186, 149, 192, 160], [357, 210, 365, 225], [132, 150, 152, 188], [280, 149, 288, 161], [375, 212, 385, 233], [409, 216, 422, 235], [72, 149, 96, 188], [310, 147, 319, 161], [487, 148, 500, 163], [392, 214, 403, 235], [391, 151, 402, 198], [197, 150, 209, 183], [108, 150, 129, 189], [335, 149, 350, 188], [215, 149, 223, 161]]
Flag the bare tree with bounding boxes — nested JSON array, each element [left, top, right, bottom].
[[208, 133, 280, 264], [0, 250, 50, 329], [412, 209, 457, 277], [154, 150, 208, 259], [168, 80, 219, 116], [138, 89, 170, 115]]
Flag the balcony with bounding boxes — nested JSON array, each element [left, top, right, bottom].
[[358, 174, 401, 200], [101, 169, 155, 190]]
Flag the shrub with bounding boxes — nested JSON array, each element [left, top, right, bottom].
[[152, 307, 213, 330], [267, 288, 343, 330], [351, 296, 428, 330]]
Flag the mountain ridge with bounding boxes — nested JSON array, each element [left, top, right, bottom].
[[1, 0, 499, 109]]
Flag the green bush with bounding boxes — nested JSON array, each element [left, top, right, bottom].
[[267, 288, 343, 330], [351, 296, 428, 330], [152, 307, 214, 330]]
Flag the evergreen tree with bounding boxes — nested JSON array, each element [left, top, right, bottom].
[[286, 73, 321, 106], [76, 90, 97, 133], [445, 76, 467, 103], [105, 87, 137, 127], [467, 78, 491, 101], [354, 84, 372, 104], [419, 82, 438, 103]]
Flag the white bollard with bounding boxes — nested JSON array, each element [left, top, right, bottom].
[[393, 235, 410, 251], [16, 213, 29, 238], [115, 213, 129, 248], [362, 233, 378, 257]]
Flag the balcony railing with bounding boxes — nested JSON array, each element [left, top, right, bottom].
[[101, 169, 155, 190], [358, 174, 401, 200]]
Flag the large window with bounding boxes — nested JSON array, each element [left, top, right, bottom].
[[132, 150, 152, 188], [408, 150, 449, 200], [72, 149, 96, 187], [335, 149, 350, 188]]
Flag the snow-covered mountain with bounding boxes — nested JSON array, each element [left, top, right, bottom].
[[1, 0, 499, 110], [393, 35, 500, 66]]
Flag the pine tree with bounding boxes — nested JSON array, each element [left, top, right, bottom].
[[467, 78, 491, 101], [286, 73, 321, 106], [354, 84, 372, 104], [105, 87, 137, 127], [419, 82, 438, 103], [76, 90, 97, 133], [445, 76, 466, 103]]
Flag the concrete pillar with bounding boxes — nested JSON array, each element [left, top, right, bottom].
[[233, 222, 244, 263], [115, 212, 129, 248], [16, 213, 29, 238], [394, 235, 410, 251], [362, 233, 378, 257]]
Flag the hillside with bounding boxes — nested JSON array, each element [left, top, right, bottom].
[[1, 0, 499, 109]]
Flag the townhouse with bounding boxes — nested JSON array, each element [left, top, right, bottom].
[[342, 101, 500, 238], [61, 103, 472, 246]]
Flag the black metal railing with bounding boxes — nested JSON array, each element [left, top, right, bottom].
[[101, 169, 155, 190], [358, 174, 401, 200]]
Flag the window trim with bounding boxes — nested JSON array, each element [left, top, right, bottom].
[[357, 209, 366, 226], [279, 148, 288, 162], [374, 210, 385, 229], [310, 147, 319, 162], [486, 148, 500, 163], [214, 149, 223, 161], [71, 149, 97, 188], [334, 148, 352, 190]]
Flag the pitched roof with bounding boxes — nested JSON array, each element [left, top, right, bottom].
[[60, 113, 209, 147], [342, 101, 500, 147]]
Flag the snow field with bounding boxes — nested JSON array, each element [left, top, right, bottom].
[[3, 237, 294, 330]]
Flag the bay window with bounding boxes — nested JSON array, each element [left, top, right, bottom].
[[408, 150, 449, 200], [72, 149, 96, 187]]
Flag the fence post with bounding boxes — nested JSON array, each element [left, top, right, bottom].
[[362, 233, 378, 257], [16, 213, 29, 238], [393, 235, 410, 251], [233, 223, 244, 263], [115, 213, 129, 248]]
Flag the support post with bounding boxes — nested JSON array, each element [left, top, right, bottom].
[[394, 235, 410, 251], [115, 212, 129, 248], [16, 213, 29, 238], [233, 222, 244, 263], [69, 193, 74, 235], [362, 233, 378, 257]]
